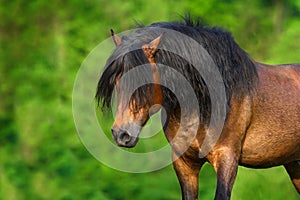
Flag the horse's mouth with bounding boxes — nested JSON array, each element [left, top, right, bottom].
[[115, 137, 139, 148]]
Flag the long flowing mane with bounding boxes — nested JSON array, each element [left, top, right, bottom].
[[96, 17, 258, 123]]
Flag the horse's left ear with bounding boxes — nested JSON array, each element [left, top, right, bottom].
[[111, 29, 122, 46], [142, 34, 163, 63]]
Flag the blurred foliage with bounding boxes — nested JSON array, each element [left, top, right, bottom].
[[0, 0, 299, 199]]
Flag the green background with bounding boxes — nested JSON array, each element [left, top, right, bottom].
[[1, 0, 299, 199]]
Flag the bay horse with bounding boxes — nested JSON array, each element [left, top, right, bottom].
[[96, 17, 300, 199]]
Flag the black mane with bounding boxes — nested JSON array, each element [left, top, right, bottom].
[[96, 17, 258, 123]]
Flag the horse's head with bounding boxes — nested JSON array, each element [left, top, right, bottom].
[[97, 30, 163, 148], [111, 89, 161, 147]]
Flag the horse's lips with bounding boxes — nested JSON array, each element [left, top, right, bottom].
[[115, 136, 139, 148]]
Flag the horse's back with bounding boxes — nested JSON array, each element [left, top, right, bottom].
[[240, 63, 300, 168]]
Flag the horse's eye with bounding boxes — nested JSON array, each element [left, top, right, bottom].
[[131, 105, 144, 115], [132, 108, 140, 114]]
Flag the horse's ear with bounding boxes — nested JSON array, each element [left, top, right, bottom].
[[142, 34, 163, 63], [111, 29, 122, 46]]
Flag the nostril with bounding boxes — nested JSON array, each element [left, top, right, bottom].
[[119, 131, 131, 144], [111, 127, 135, 147]]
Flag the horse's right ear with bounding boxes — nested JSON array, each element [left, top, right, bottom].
[[142, 34, 163, 64], [111, 29, 122, 46]]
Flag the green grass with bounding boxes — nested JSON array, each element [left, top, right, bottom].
[[233, 166, 298, 200], [197, 164, 299, 200]]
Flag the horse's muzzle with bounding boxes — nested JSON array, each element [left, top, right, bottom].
[[111, 128, 139, 148]]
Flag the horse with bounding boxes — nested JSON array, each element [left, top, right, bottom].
[[96, 17, 300, 200]]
